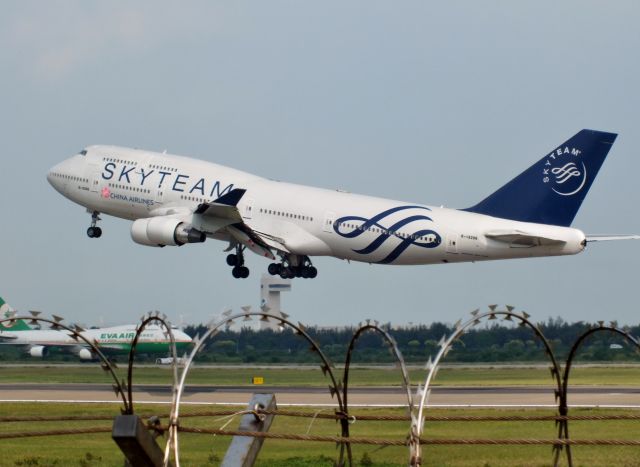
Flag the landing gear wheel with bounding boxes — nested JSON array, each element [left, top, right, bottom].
[[232, 266, 250, 279], [226, 254, 238, 266], [272, 256, 318, 279], [87, 211, 102, 238], [279, 267, 290, 279], [228, 245, 249, 279]]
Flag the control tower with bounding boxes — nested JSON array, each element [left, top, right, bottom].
[[260, 274, 291, 330]]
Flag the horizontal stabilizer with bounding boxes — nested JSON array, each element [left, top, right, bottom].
[[586, 234, 640, 242], [485, 230, 567, 247], [0, 333, 18, 340]]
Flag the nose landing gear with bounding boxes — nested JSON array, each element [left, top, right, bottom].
[[227, 245, 250, 279], [87, 211, 102, 238]]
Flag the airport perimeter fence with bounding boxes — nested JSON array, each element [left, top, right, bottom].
[[1, 306, 640, 466]]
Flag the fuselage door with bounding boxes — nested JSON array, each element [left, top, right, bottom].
[[323, 212, 336, 233], [243, 198, 254, 219], [446, 233, 459, 253], [148, 157, 165, 206], [86, 163, 101, 193]]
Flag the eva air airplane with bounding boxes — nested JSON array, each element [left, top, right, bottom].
[[0, 297, 192, 360], [48, 130, 638, 279]]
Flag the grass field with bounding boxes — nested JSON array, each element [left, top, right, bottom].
[[1, 366, 640, 465], [1, 402, 640, 466], [1, 365, 640, 387]]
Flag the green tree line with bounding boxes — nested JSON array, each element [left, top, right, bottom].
[[182, 317, 640, 364], [1, 317, 637, 363]]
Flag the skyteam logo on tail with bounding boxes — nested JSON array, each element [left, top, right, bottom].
[[334, 206, 441, 264], [542, 146, 587, 196]]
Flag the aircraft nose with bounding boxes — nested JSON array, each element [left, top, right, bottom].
[[47, 161, 68, 193], [46, 167, 54, 186], [47, 162, 60, 186]]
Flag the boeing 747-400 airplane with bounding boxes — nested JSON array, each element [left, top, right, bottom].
[[0, 297, 192, 360], [48, 130, 638, 279]]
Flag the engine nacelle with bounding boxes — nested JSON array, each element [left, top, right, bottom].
[[156, 357, 187, 365], [29, 345, 48, 358], [131, 217, 206, 247], [78, 348, 95, 361]]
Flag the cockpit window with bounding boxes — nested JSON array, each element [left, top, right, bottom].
[[79, 149, 87, 156]]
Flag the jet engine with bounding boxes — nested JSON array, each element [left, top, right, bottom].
[[131, 217, 206, 247], [78, 348, 95, 361], [29, 346, 48, 358]]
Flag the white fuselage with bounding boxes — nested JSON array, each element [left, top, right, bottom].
[[47, 146, 586, 266], [0, 323, 193, 359]]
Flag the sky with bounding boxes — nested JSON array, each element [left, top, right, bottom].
[[1, 1, 639, 328]]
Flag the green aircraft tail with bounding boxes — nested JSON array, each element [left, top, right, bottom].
[[0, 297, 32, 331]]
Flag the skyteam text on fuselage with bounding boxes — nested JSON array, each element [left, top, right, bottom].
[[47, 130, 638, 279]]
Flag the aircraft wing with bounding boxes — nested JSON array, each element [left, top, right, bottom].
[[485, 230, 567, 247], [194, 189, 246, 221], [586, 234, 640, 242], [226, 225, 281, 259], [195, 189, 284, 259], [248, 229, 290, 254], [0, 333, 19, 341]]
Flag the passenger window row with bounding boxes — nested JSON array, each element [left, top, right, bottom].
[[259, 208, 313, 222], [109, 183, 151, 194], [50, 172, 88, 183]]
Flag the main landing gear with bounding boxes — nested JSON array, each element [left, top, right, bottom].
[[87, 211, 102, 238], [227, 245, 250, 279], [225, 248, 316, 280], [268, 255, 317, 279]]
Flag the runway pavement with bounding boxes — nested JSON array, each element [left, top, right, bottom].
[[2, 383, 639, 407]]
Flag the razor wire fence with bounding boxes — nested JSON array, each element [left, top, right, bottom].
[[1, 305, 640, 466]]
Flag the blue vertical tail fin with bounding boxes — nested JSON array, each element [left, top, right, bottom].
[[464, 129, 617, 226]]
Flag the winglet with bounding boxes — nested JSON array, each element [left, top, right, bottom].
[[194, 189, 246, 215], [214, 189, 246, 207]]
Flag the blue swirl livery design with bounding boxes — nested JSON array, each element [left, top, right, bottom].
[[547, 159, 587, 197], [334, 205, 442, 264], [47, 129, 634, 280]]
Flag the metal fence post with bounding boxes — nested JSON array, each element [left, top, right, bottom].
[[112, 414, 170, 467], [221, 393, 277, 467]]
